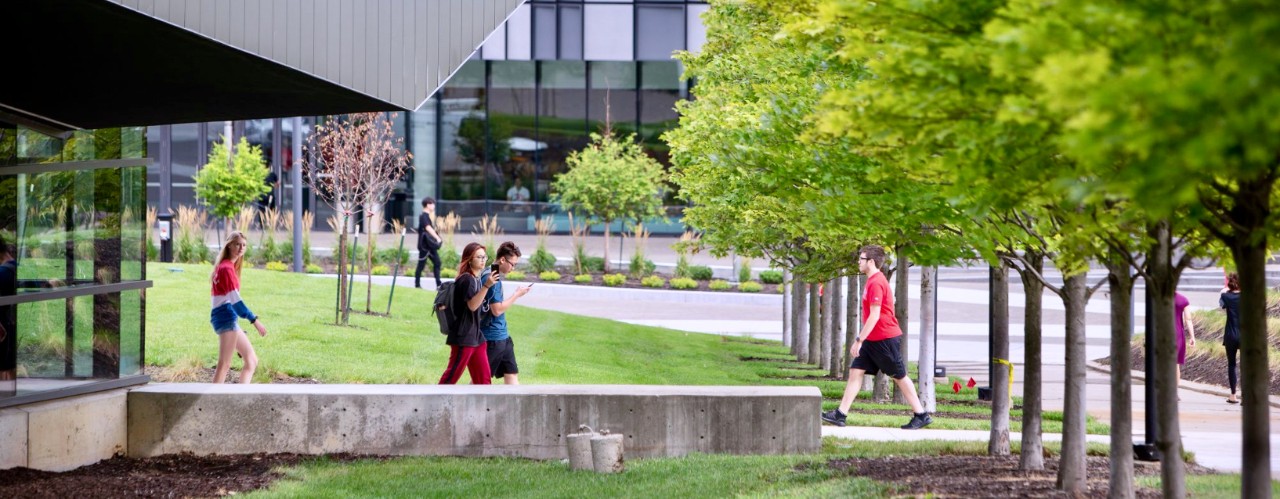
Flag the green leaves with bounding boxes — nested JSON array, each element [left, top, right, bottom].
[[193, 136, 270, 221], [551, 132, 666, 227]]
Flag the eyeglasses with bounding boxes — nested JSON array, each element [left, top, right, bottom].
[[473, 255, 488, 261], [858, 257, 872, 262]]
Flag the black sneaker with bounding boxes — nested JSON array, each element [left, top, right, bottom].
[[821, 409, 847, 427], [901, 412, 933, 430]]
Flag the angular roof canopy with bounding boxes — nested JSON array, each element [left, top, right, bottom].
[[0, 0, 522, 131]]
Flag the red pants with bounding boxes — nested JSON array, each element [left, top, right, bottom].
[[438, 343, 492, 384]]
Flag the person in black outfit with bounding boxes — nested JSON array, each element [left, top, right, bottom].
[[1220, 272, 1242, 404], [415, 197, 443, 289]]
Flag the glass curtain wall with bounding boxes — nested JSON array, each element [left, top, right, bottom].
[[420, 59, 686, 233], [0, 123, 150, 405]]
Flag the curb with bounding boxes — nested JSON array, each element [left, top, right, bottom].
[[1084, 361, 1280, 409]]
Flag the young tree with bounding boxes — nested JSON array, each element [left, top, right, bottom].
[[194, 136, 270, 243], [551, 131, 665, 272], [303, 113, 409, 324]]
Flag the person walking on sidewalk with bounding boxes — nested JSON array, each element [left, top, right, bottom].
[[1220, 273, 1242, 403], [1175, 291, 1196, 386], [438, 242, 497, 384], [415, 197, 443, 289], [822, 245, 932, 429], [481, 242, 534, 385]]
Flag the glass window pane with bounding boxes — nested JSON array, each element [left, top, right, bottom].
[[15, 299, 66, 378], [489, 62, 537, 215], [558, 6, 583, 60], [589, 62, 637, 135], [539, 62, 588, 205], [584, 5, 633, 61], [409, 99, 440, 210], [637, 6, 685, 61], [440, 61, 488, 206], [119, 290, 141, 376], [533, 5, 557, 60]]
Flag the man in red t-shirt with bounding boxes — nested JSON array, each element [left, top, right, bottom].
[[821, 245, 932, 429]]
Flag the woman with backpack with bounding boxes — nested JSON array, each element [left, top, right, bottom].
[[438, 242, 498, 384]]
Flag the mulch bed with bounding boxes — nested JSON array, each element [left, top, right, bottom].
[[506, 273, 783, 294], [0, 453, 373, 499], [825, 454, 1171, 498], [0, 452, 1190, 498]]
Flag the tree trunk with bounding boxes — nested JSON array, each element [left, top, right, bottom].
[[602, 223, 611, 273], [845, 275, 860, 374], [1105, 250, 1135, 499], [793, 279, 809, 361], [782, 270, 791, 349], [1147, 221, 1186, 499], [1234, 240, 1272, 496], [918, 266, 937, 414], [1055, 272, 1088, 495], [808, 283, 821, 365], [893, 253, 910, 405], [828, 277, 843, 378], [820, 278, 834, 371], [1018, 253, 1045, 471], [989, 263, 1011, 456]]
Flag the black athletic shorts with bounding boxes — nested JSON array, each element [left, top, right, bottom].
[[487, 337, 518, 378], [849, 337, 907, 379]]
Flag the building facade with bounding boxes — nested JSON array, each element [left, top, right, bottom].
[[148, 0, 709, 235]]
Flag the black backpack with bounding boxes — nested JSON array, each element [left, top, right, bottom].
[[432, 280, 456, 335]]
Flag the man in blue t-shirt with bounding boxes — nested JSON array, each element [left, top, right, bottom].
[[481, 241, 534, 384]]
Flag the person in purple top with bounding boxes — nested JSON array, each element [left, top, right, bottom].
[[1174, 292, 1196, 387]]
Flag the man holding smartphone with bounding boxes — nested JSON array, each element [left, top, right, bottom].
[[481, 241, 534, 384]]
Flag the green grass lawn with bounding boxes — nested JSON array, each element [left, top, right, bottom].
[[145, 262, 1102, 436]]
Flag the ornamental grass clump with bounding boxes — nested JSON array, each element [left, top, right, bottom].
[[673, 230, 699, 278], [530, 217, 558, 273], [738, 256, 752, 283], [569, 213, 590, 275], [628, 223, 652, 278], [437, 212, 461, 269]]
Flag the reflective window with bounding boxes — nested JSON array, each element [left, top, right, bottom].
[[533, 4, 558, 60], [637, 5, 685, 61], [558, 5, 583, 60], [440, 61, 488, 205], [539, 61, 589, 204], [583, 4, 633, 61], [589, 62, 638, 135]]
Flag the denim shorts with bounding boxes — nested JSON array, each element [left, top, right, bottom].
[[210, 311, 239, 335]]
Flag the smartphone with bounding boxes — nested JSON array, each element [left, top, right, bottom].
[[490, 263, 500, 275]]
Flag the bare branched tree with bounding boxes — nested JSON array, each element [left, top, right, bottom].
[[304, 112, 411, 324]]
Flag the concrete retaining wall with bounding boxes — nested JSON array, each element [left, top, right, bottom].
[[0, 389, 129, 471], [128, 384, 821, 459]]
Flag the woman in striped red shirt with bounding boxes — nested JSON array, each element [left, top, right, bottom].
[[210, 231, 269, 383]]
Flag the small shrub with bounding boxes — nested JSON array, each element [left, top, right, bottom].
[[529, 248, 557, 274], [264, 261, 289, 272], [738, 258, 752, 284], [603, 273, 626, 287], [441, 268, 458, 278], [776, 284, 786, 293], [670, 277, 698, 290], [574, 274, 593, 284], [305, 264, 323, 274], [674, 254, 690, 279], [689, 265, 714, 281], [759, 270, 784, 284], [378, 247, 410, 267], [539, 271, 562, 281], [641, 275, 665, 288], [709, 279, 731, 291], [440, 246, 461, 269], [371, 265, 390, 276], [739, 281, 763, 293], [629, 255, 656, 277], [583, 256, 605, 272], [506, 270, 527, 281]]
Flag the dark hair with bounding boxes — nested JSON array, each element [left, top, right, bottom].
[[458, 242, 486, 276], [495, 241, 522, 261], [1227, 272, 1240, 292], [859, 245, 887, 270], [421, 197, 436, 208]]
